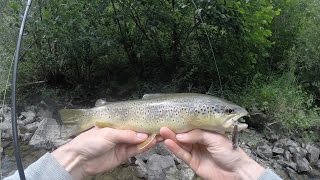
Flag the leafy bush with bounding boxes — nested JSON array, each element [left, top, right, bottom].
[[237, 73, 320, 131]]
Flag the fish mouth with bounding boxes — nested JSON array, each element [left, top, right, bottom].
[[223, 110, 249, 130]]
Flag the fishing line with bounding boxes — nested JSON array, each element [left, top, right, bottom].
[[11, 0, 33, 179], [190, 0, 223, 97]]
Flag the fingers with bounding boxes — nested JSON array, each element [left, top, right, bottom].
[[175, 129, 230, 147], [160, 127, 192, 151], [160, 127, 177, 140], [99, 127, 148, 144], [164, 139, 191, 164]]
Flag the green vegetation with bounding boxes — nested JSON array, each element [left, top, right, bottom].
[[1, 0, 319, 138], [236, 73, 319, 131]]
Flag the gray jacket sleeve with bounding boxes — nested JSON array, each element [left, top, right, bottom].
[[3, 153, 72, 180], [258, 169, 283, 180]]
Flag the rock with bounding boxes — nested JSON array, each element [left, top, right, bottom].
[[284, 150, 292, 161], [135, 147, 157, 162], [147, 154, 176, 180], [24, 105, 38, 113], [305, 144, 320, 164], [289, 146, 308, 158], [274, 155, 284, 161], [266, 134, 280, 143], [256, 142, 273, 159], [1, 130, 11, 139], [135, 158, 148, 178], [20, 110, 36, 124], [271, 162, 289, 179], [24, 121, 40, 133], [286, 167, 299, 180], [0, 121, 11, 131], [316, 160, 320, 169], [294, 156, 312, 173], [308, 169, 320, 179], [273, 142, 285, 155], [165, 166, 179, 180], [287, 139, 300, 147], [22, 132, 33, 141], [37, 101, 53, 118], [1, 106, 11, 122], [272, 161, 282, 169], [177, 163, 195, 180], [95, 98, 107, 107], [29, 118, 62, 149], [52, 139, 70, 147], [154, 143, 171, 156], [277, 138, 288, 145], [277, 160, 297, 171]]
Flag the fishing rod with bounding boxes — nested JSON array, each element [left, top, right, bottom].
[[11, 0, 33, 179]]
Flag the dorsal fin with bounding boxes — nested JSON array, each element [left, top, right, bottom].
[[142, 93, 174, 100], [95, 99, 112, 107]]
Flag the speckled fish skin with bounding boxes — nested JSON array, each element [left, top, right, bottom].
[[59, 93, 248, 135]]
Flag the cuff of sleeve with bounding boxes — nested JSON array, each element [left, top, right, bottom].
[[258, 168, 283, 180]]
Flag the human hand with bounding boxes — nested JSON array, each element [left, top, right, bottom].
[[160, 127, 265, 180], [52, 127, 156, 180]]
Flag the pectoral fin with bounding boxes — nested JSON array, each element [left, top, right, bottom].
[[137, 133, 156, 149]]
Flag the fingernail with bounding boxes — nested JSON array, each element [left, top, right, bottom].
[[137, 133, 148, 140], [176, 134, 185, 140]]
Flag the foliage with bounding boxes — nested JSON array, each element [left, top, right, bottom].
[[237, 73, 320, 131], [1, 0, 279, 88], [293, 0, 320, 101]]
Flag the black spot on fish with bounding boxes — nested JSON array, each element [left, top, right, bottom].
[[225, 109, 234, 114]]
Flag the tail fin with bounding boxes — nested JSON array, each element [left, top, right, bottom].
[[59, 109, 95, 137]]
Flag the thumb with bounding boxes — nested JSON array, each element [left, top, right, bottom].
[[99, 127, 148, 144]]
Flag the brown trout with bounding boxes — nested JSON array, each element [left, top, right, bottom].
[[59, 93, 248, 149]]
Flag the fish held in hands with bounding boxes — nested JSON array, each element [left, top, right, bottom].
[[59, 93, 248, 149]]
